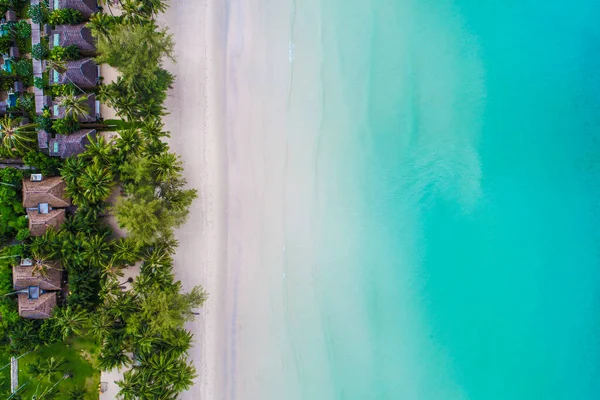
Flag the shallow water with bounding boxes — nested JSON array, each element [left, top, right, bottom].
[[226, 0, 600, 398]]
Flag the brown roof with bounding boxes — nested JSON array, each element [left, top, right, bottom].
[[13, 265, 62, 291], [22, 177, 71, 208], [51, 58, 98, 88], [18, 292, 57, 319], [53, 94, 96, 122], [49, 129, 96, 158], [50, 24, 95, 54], [56, 0, 97, 18], [27, 209, 66, 236]]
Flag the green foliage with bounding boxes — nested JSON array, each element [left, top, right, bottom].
[[23, 151, 63, 176], [0, 36, 12, 54], [96, 23, 174, 97], [17, 92, 35, 116], [0, 168, 25, 243], [49, 8, 83, 25], [49, 44, 80, 61], [34, 75, 48, 90], [14, 59, 32, 79], [0, 116, 37, 156], [11, 20, 31, 39], [50, 82, 76, 98], [35, 107, 53, 131], [27, 2, 49, 24], [52, 117, 80, 135], [32, 42, 49, 60]]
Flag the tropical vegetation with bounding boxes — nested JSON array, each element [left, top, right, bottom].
[[0, 0, 205, 399]]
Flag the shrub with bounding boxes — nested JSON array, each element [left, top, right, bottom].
[[51, 83, 76, 98], [34, 75, 48, 89], [35, 107, 53, 131], [17, 92, 35, 115], [0, 71, 15, 91], [0, 36, 11, 55], [14, 59, 32, 79], [11, 20, 31, 40], [15, 228, 29, 241], [28, 3, 49, 24], [23, 150, 62, 176], [52, 118, 80, 135], [50, 45, 80, 61], [32, 42, 49, 60], [49, 8, 83, 25]]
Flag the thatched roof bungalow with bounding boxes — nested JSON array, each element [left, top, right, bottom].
[[49, 58, 98, 88], [50, 24, 95, 54]]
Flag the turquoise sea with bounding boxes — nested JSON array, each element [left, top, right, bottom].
[[233, 0, 600, 398]]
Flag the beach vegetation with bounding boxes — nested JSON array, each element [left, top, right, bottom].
[[0, 115, 37, 157]]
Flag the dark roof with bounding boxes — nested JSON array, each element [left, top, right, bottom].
[[27, 208, 67, 236], [13, 265, 62, 291], [22, 176, 71, 208], [5, 10, 16, 21], [17, 291, 57, 319], [56, 0, 97, 18], [49, 129, 96, 158], [51, 24, 95, 53], [53, 94, 96, 122], [9, 46, 19, 58], [52, 58, 98, 88], [38, 130, 49, 149]]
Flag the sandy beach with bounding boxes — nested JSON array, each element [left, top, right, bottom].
[[160, 0, 229, 398]]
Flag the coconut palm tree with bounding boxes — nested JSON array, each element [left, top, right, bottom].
[[65, 386, 86, 400], [98, 348, 132, 371], [113, 238, 140, 266], [30, 250, 60, 278], [0, 115, 36, 156], [87, 13, 115, 42], [77, 164, 114, 204], [150, 152, 182, 183], [45, 59, 66, 75], [84, 135, 115, 166], [82, 234, 112, 267], [87, 311, 114, 340], [60, 156, 85, 187], [58, 93, 90, 122], [52, 306, 87, 339]]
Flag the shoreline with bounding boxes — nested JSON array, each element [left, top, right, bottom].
[[160, 0, 229, 398]]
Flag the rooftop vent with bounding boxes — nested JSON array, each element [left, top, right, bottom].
[[30, 174, 43, 182]]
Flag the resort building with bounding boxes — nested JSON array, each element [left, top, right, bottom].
[[12, 263, 62, 319], [22, 176, 71, 236], [49, 58, 99, 88], [49, 0, 98, 19], [49, 129, 96, 158], [49, 23, 96, 55]]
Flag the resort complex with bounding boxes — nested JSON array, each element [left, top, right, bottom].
[[0, 0, 204, 398]]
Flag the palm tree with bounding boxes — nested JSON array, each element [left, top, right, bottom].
[[87, 13, 115, 42], [112, 238, 140, 266], [28, 357, 67, 383], [82, 233, 111, 267], [60, 156, 85, 187], [0, 115, 36, 156], [52, 306, 87, 339], [84, 135, 115, 166], [98, 348, 132, 371], [77, 164, 114, 204], [65, 386, 86, 400], [30, 250, 60, 278], [116, 369, 142, 400], [87, 311, 114, 340], [115, 128, 143, 161], [31, 385, 59, 400], [150, 152, 183, 183], [58, 93, 90, 122], [45, 59, 66, 75]]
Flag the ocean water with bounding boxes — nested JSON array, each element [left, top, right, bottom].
[[225, 0, 600, 399]]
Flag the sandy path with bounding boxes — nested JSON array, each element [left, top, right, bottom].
[[160, 1, 229, 399]]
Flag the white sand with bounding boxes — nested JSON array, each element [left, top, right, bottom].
[[160, 0, 228, 398]]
